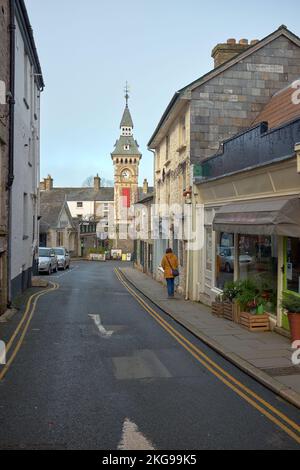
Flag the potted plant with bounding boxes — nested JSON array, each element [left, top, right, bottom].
[[237, 279, 270, 332], [281, 293, 300, 342], [223, 281, 241, 322]]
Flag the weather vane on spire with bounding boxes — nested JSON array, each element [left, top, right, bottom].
[[124, 81, 130, 107]]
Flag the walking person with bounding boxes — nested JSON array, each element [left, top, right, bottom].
[[161, 248, 179, 299]]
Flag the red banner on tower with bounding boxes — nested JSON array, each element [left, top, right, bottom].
[[121, 188, 131, 208]]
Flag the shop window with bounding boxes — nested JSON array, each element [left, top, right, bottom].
[[286, 238, 300, 294], [216, 232, 234, 290], [239, 235, 277, 313], [205, 227, 213, 271]]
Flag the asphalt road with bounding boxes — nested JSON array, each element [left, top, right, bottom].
[[0, 261, 299, 450]]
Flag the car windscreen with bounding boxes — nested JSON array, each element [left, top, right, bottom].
[[39, 249, 52, 257], [54, 249, 64, 255]]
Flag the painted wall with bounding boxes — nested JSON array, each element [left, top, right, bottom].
[[10, 19, 41, 299]]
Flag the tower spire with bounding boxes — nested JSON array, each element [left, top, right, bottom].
[[124, 81, 130, 108]]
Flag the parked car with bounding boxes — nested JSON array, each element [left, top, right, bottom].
[[219, 247, 253, 273], [53, 247, 71, 270], [38, 248, 58, 275]]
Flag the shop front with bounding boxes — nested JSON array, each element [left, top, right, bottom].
[[212, 197, 300, 329]]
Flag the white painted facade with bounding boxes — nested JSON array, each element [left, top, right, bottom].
[[10, 13, 42, 299], [67, 200, 114, 221]]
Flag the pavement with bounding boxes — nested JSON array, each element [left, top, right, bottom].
[[0, 261, 299, 450], [120, 267, 300, 409]]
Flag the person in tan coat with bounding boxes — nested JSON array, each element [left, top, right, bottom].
[[161, 248, 179, 298]]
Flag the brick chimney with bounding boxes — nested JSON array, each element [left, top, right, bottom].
[[143, 178, 149, 194], [212, 38, 251, 68], [44, 175, 53, 191], [94, 174, 101, 191]]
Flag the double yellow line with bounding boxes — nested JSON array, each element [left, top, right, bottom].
[[0, 281, 59, 382], [115, 268, 300, 446]]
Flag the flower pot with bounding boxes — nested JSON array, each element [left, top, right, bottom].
[[288, 313, 300, 342]]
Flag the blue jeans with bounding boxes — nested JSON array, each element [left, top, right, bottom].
[[166, 278, 175, 297]]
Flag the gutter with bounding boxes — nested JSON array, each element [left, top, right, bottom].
[[7, 0, 16, 306]]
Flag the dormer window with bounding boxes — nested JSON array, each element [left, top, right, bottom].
[[124, 144, 130, 151]]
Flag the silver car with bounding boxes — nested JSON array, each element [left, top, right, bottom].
[[54, 247, 71, 270], [38, 248, 58, 275]]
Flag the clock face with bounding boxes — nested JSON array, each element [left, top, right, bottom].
[[121, 169, 131, 180]]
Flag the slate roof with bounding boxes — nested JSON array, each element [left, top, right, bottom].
[[148, 25, 300, 147], [120, 106, 134, 128], [137, 188, 154, 203], [111, 135, 142, 156], [41, 187, 115, 203], [252, 83, 300, 129], [40, 193, 74, 233]]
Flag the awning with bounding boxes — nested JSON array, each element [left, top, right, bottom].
[[213, 197, 300, 237]]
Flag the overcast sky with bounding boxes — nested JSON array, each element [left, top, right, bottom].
[[25, 0, 300, 187]]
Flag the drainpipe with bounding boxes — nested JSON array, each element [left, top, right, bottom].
[[7, 0, 16, 306]]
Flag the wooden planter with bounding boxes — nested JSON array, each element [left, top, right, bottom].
[[240, 312, 270, 332], [223, 302, 241, 323], [212, 302, 224, 317]]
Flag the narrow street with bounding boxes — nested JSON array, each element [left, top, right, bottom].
[[0, 261, 299, 450]]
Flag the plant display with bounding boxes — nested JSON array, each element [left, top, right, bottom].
[[223, 281, 241, 303], [281, 293, 300, 313]]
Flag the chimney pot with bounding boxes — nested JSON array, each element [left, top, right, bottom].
[[239, 39, 249, 45], [250, 39, 259, 45], [227, 38, 236, 44]]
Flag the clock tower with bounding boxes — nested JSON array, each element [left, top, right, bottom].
[[111, 85, 142, 251]]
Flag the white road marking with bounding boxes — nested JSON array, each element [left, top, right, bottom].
[[88, 314, 113, 338], [53, 265, 79, 279], [118, 418, 155, 450]]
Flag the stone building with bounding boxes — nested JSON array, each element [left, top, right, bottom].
[[39, 191, 78, 255], [10, 0, 44, 299], [0, 0, 10, 313], [148, 26, 300, 297], [192, 81, 300, 331]]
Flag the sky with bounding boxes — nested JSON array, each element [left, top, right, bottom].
[[25, 0, 300, 188]]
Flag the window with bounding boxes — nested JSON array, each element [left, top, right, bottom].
[[166, 135, 170, 161], [205, 227, 213, 271], [216, 232, 235, 289], [239, 234, 277, 313], [286, 238, 300, 294], [180, 116, 186, 146], [24, 53, 30, 107], [77, 202, 83, 208], [23, 193, 28, 239]]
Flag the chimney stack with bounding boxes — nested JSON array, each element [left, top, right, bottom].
[[94, 174, 101, 191], [39, 180, 46, 191], [211, 38, 251, 68], [143, 178, 149, 195], [44, 175, 53, 191]]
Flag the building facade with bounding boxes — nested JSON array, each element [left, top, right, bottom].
[[10, 0, 44, 299], [39, 191, 78, 255], [0, 0, 10, 313], [191, 83, 300, 331], [148, 26, 300, 297]]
